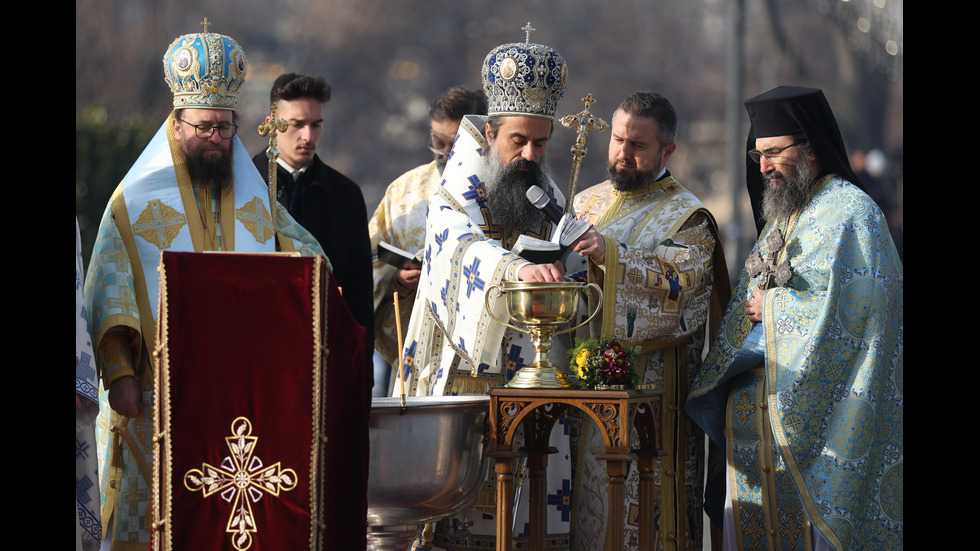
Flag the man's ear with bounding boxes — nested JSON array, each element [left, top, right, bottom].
[[485, 121, 494, 140]]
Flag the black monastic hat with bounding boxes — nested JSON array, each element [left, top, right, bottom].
[[744, 86, 860, 234]]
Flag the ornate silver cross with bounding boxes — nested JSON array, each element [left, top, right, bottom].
[[745, 227, 793, 290]]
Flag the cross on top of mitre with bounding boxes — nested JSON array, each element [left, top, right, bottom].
[[523, 22, 536, 43]]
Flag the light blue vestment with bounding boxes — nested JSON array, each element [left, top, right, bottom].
[[85, 114, 322, 550], [688, 175, 903, 550]]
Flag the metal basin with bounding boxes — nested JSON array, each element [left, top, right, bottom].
[[368, 395, 490, 528]]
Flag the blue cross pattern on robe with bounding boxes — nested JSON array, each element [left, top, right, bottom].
[[557, 410, 570, 435], [430, 361, 445, 391], [547, 479, 573, 522], [425, 246, 432, 275], [461, 175, 488, 206], [76, 439, 92, 461], [463, 257, 486, 298], [441, 279, 452, 310], [434, 228, 450, 254], [446, 134, 460, 163], [458, 337, 467, 354], [77, 351, 96, 386], [401, 341, 417, 381], [76, 473, 94, 503], [477, 362, 492, 373]]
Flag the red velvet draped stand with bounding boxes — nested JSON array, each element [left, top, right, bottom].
[[154, 252, 369, 551]]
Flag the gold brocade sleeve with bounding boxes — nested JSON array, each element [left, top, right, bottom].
[[599, 211, 717, 351], [98, 327, 138, 388]]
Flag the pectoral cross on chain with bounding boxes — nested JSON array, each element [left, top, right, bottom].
[[257, 104, 289, 228], [745, 227, 793, 290]]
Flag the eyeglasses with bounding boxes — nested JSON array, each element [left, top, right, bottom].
[[428, 132, 454, 158], [748, 140, 806, 163], [177, 118, 239, 139]]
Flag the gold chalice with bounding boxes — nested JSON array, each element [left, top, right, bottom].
[[485, 281, 601, 389]]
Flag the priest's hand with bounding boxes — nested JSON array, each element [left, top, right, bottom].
[[109, 375, 141, 418], [573, 228, 606, 265], [519, 261, 565, 282], [395, 260, 422, 290], [746, 289, 765, 322]]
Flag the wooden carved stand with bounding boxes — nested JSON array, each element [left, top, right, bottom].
[[488, 388, 665, 551]]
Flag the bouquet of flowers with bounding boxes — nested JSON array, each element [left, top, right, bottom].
[[568, 337, 641, 389]]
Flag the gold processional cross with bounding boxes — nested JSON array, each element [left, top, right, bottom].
[[184, 417, 298, 551], [200, 17, 211, 33], [560, 94, 608, 214], [257, 104, 289, 229]]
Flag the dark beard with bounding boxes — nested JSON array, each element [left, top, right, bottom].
[[484, 147, 548, 239], [608, 150, 664, 191], [608, 163, 655, 191], [185, 145, 234, 187], [760, 151, 815, 222]]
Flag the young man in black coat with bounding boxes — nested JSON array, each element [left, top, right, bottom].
[[252, 73, 375, 360]]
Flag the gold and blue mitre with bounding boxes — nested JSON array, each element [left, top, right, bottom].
[[481, 24, 567, 120], [163, 26, 247, 110]]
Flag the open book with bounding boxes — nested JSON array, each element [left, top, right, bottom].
[[511, 213, 592, 264], [377, 241, 423, 268]]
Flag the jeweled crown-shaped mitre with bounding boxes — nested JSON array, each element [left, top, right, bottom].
[[163, 21, 247, 110], [481, 23, 567, 120]]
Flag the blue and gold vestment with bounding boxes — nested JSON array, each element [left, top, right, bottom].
[[85, 113, 322, 551], [688, 175, 903, 550]]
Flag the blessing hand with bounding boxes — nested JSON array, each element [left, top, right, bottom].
[[519, 261, 565, 282]]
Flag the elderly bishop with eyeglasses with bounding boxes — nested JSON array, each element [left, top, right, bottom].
[[687, 86, 903, 550], [84, 23, 326, 551]]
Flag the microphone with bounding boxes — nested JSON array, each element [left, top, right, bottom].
[[525, 185, 564, 225]]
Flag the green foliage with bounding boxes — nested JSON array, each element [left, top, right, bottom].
[[76, 106, 156, 269]]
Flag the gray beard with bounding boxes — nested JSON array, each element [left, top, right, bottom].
[[483, 146, 550, 238], [760, 152, 815, 222]]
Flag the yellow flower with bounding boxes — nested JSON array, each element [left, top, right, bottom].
[[575, 349, 589, 367]]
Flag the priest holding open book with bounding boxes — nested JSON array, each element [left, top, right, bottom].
[[393, 28, 580, 549]]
